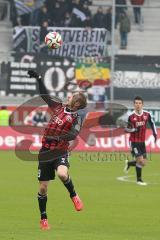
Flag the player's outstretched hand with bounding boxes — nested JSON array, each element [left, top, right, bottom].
[[28, 70, 40, 79]]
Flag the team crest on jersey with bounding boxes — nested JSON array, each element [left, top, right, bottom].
[[72, 113, 77, 118], [66, 115, 72, 122], [143, 116, 147, 120], [133, 117, 137, 121]]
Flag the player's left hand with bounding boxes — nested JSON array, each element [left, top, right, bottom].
[[28, 70, 40, 79]]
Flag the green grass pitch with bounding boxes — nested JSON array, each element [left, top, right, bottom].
[[0, 151, 160, 240]]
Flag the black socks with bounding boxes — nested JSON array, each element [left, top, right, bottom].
[[38, 193, 47, 219], [63, 176, 76, 198], [38, 176, 76, 220], [128, 160, 136, 167], [136, 164, 142, 181]]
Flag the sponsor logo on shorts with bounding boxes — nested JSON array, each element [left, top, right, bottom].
[[134, 147, 138, 154], [61, 158, 66, 164]]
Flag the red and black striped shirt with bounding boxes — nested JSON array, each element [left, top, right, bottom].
[[37, 76, 83, 151], [42, 103, 82, 150], [127, 110, 157, 142]]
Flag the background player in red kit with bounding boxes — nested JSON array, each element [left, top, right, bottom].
[[124, 96, 157, 186], [28, 70, 87, 230]]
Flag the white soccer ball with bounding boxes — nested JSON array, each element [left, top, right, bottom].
[[45, 31, 62, 49]]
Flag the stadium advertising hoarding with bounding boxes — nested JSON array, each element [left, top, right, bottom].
[[5, 105, 160, 128], [6, 61, 38, 95], [6, 56, 110, 99], [112, 55, 160, 101], [6, 59, 160, 101], [105, 70, 160, 101], [13, 27, 108, 57], [109, 70, 160, 101], [0, 127, 159, 152], [4, 53, 160, 101], [6, 58, 75, 96], [76, 61, 110, 86]]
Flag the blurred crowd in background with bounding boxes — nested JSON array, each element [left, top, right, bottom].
[[10, 0, 112, 31], [8, 0, 144, 50], [8, 0, 144, 29]]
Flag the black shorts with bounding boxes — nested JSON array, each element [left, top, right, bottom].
[[38, 147, 70, 181], [130, 142, 146, 158]]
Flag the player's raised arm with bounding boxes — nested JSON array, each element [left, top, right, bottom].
[[148, 113, 157, 142], [27, 70, 62, 108]]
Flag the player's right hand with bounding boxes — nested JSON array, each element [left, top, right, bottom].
[[28, 70, 40, 79]]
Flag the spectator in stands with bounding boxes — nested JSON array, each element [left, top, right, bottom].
[[0, 1, 7, 20], [115, 0, 127, 28], [40, 21, 49, 53], [20, 13, 30, 26], [82, 1, 92, 27], [10, 0, 18, 26], [38, 4, 51, 26], [32, 110, 47, 127], [10, 0, 30, 27], [119, 11, 131, 49], [63, 12, 72, 27], [92, 6, 104, 28], [66, 0, 75, 13], [30, 0, 45, 26], [45, 0, 55, 9], [70, 0, 85, 27], [45, 0, 55, 19], [58, 0, 70, 15], [0, 106, 10, 126], [80, 0, 92, 6], [52, 0, 69, 26], [104, 7, 112, 32], [130, 0, 145, 24]]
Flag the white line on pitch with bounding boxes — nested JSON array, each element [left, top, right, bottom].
[[117, 175, 160, 185]]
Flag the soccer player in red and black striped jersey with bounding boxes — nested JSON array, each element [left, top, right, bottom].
[[124, 96, 157, 186], [28, 70, 87, 230]]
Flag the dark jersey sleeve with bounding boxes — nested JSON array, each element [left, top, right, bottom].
[[38, 76, 62, 108], [59, 115, 82, 141], [148, 113, 157, 136], [125, 115, 137, 133]]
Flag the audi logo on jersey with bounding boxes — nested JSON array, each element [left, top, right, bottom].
[[52, 116, 63, 125], [136, 121, 145, 127]]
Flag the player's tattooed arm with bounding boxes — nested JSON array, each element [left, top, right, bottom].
[[27, 70, 62, 107]]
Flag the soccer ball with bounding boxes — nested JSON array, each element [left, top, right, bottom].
[[45, 32, 62, 49]]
